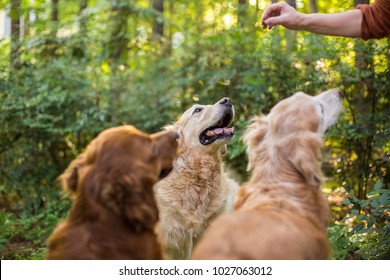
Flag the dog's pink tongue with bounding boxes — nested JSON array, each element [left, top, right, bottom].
[[213, 128, 224, 135], [206, 127, 234, 137]]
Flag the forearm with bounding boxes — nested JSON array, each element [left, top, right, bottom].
[[300, 10, 363, 38]]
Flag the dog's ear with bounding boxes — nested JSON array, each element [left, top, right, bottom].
[[282, 132, 324, 188], [152, 129, 179, 159], [94, 175, 159, 231], [59, 153, 87, 194], [164, 123, 186, 154], [243, 116, 269, 171], [59, 137, 103, 194]]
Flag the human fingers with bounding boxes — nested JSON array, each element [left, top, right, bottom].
[[261, 3, 283, 22], [263, 14, 289, 28], [262, 11, 279, 29]]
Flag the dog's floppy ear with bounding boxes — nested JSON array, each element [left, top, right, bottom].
[[152, 129, 179, 158], [164, 123, 186, 154], [282, 132, 324, 187], [59, 153, 87, 194], [94, 175, 159, 231], [243, 116, 269, 171], [59, 136, 103, 194]]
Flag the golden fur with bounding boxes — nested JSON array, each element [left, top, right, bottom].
[[46, 125, 178, 260], [155, 98, 239, 259], [192, 89, 342, 260]]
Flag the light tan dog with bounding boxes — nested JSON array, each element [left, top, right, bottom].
[[46, 125, 178, 260], [155, 97, 239, 260], [192, 89, 342, 260]]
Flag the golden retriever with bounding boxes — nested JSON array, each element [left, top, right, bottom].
[[155, 97, 239, 259], [192, 89, 342, 260], [46, 125, 178, 260]]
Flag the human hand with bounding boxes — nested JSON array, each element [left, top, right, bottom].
[[261, 2, 304, 30]]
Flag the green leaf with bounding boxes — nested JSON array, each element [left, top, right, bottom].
[[367, 217, 376, 228], [356, 214, 368, 221], [370, 200, 380, 208], [342, 199, 352, 206], [351, 209, 359, 216], [378, 192, 390, 206], [373, 180, 383, 191]]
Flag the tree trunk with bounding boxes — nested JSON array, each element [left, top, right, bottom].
[[23, 10, 30, 37], [238, 0, 247, 28], [253, 0, 259, 28], [108, 0, 131, 121], [309, 0, 318, 13], [73, 0, 88, 58], [109, 1, 129, 65], [10, 0, 21, 72], [164, 0, 174, 55], [42, 0, 59, 58], [79, 0, 88, 35], [353, 0, 374, 199], [51, 0, 59, 35], [152, 0, 164, 42]]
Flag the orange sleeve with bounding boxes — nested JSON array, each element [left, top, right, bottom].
[[356, 0, 390, 40]]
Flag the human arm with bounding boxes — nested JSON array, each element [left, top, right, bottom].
[[261, 2, 362, 38]]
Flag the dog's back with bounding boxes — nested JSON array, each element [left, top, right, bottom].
[[192, 183, 330, 260], [47, 218, 163, 260]]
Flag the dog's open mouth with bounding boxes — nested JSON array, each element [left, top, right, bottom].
[[199, 112, 234, 145]]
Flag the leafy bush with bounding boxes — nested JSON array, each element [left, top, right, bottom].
[[0, 200, 70, 260], [329, 180, 390, 260]]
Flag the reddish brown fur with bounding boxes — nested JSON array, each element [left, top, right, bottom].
[[46, 125, 178, 260], [192, 91, 342, 260]]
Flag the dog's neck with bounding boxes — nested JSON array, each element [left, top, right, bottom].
[[251, 164, 313, 186], [176, 147, 223, 174], [250, 141, 323, 186]]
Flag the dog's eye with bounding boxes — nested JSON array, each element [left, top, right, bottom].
[[193, 108, 203, 114]]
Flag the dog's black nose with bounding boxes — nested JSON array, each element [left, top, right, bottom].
[[219, 97, 232, 107]]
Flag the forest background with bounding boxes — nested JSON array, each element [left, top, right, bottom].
[[0, 0, 389, 260]]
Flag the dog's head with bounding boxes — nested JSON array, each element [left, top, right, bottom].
[[173, 97, 235, 154], [244, 89, 342, 186], [269, 89, 342, 137], [60, 125, 178, 230]]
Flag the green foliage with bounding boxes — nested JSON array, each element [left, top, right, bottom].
[[0, 200, 70, 259], [329, 180, 390, 260]]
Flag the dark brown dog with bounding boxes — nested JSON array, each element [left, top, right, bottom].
[[46, 125, 178, 260], [192, 89, 342, 260]]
